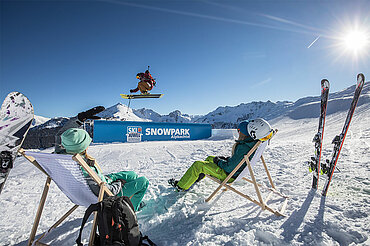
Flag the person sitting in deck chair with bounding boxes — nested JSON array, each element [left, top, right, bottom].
[[168, 118, 274, 191], [61, 128, 149, 211]]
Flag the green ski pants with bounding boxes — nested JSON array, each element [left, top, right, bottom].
[[177, 156, 234, 190], [106, 171, 149, 211]]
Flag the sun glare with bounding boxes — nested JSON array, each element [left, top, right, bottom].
[[339, 27, 370, 57], [343, 30, 368, 52]]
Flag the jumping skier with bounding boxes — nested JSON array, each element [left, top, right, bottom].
[[130, 69, 156, 95]]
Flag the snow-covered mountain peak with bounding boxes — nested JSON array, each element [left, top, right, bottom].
[[97, 103, 148, 122]]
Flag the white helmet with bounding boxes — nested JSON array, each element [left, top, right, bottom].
[[247, 118, 272, 140]]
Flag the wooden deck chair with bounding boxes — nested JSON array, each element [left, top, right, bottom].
[[205, 132, 288, 216], [19, 149, 113, 246]]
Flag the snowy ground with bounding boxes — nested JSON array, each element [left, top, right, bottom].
[[0, 104, 369, 246]]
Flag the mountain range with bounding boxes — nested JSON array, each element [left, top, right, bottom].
[[26, 82, 369, 149]]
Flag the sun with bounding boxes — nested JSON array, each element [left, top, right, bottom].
[[342, 30, 369, 52], [331, 23, 370, 62]]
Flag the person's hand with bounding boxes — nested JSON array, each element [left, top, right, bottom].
[[117, 179, 127, 186], [130, 89, 135, 93], [213, 156, 227, 165], [77, 106, 105, 122]]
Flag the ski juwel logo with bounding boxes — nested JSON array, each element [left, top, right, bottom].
[[127, 126, 143, 142]]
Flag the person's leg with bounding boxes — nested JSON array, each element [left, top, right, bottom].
[[106, 171, 138, 182], [121, 176, 149, 211], [138, 82, 150, 93], [177, 159, 228, 190]]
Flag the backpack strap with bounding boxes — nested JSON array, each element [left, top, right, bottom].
[[76, 203, 100, 246], [100, 203, 111, 245]]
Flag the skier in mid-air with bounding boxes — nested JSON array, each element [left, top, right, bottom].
[[130, 69, 156, 95]]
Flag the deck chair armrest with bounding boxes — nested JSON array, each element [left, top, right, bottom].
[[100, 183, 114, 197], [73, 154, 105, 186], [94, 161, 104, 174], [19, 148, 49, 176]]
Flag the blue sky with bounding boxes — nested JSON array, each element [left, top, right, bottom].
[[1, 0, 369, 118]]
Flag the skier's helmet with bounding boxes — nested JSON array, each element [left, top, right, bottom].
[[136, 73, 145, 79], [247, 118, 273, 141]]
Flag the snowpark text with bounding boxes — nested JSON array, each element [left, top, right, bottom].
[[145, 127, 190, 138]]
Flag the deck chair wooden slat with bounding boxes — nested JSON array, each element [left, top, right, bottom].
[[19, 149, 113, 246], [205, 131, 289, 217]]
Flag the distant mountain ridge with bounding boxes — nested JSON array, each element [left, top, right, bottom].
[[130, 81, 369, 127], [23, 82, 369, 148], [33, 82, 370, 128]]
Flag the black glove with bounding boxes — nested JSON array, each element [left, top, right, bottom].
[[130, 89, 135, 93], [213, 156, 227, 165], [77, 106, 105, 122]]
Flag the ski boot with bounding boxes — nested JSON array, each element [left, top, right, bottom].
[[168, 178, 183, 192]]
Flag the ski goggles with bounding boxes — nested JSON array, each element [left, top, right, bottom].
[[259, 130, 274, 142]]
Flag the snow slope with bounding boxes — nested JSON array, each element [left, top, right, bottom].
[[32, 115, 50, 127], [96, 103, 149, 122], [1, 103, 369, 245]]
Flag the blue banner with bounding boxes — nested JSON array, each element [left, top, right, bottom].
[[93, 120, 212, 143]]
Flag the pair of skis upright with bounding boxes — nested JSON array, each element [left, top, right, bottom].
[[309, 73, 365, 196]]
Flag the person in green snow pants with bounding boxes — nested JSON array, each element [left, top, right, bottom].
[[169, 119, 273, 191], [176, 156, 234, 190], [61, 128, 149, 211]]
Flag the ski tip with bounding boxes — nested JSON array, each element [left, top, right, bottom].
[[357, 73, 365, 83], [321, 79, 330, 88]]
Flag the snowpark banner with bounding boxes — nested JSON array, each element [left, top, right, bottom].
[[93, 120, 212, 143]]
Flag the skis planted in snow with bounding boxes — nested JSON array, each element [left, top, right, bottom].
[[309, 79, 330, 189], [321, 73, 365, 196]]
